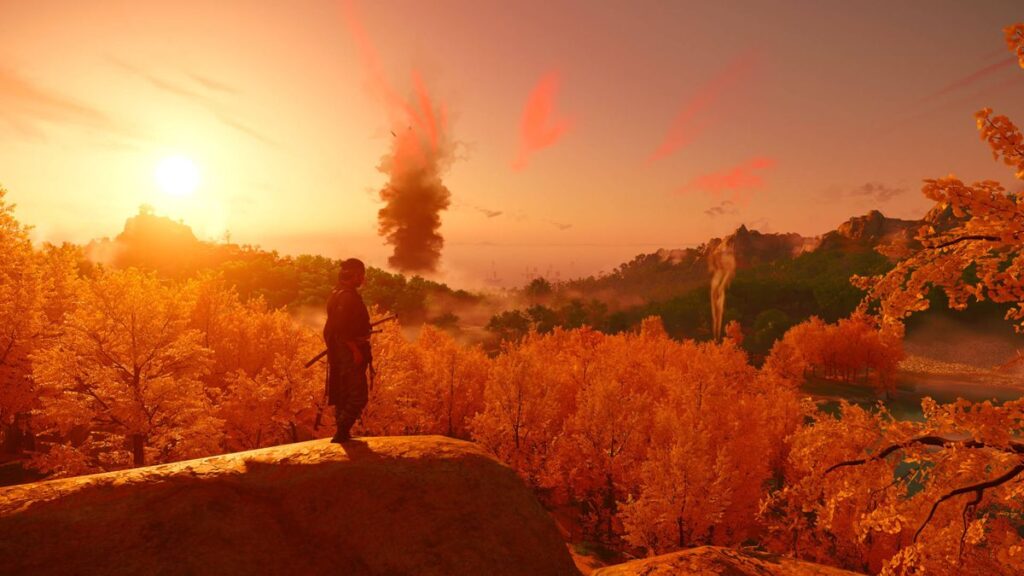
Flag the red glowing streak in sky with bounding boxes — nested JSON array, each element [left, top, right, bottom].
[[513, 72, 570, 170], [650, 52, 758, 162], [340, 1, 447, 165], [679, 156, 775, 204]]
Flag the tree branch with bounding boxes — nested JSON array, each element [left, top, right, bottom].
[[957, 488, 983, 563], [824, 436, 1024, 474], [914, 463, 1024, 542], [927, 235, 1001, 250]]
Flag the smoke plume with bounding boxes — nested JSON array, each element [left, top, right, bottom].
[[340, 1, 455, 273], [708, 236, 736, 342], [376, 75, 454, 273]]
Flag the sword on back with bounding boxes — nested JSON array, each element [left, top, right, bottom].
[[304, 314, 398, 368]]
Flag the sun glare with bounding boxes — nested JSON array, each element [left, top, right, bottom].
[[155, 155, 200, 197]]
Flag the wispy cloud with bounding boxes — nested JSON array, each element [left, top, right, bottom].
[[649, 51, 758, 162], [185, 71, 237, 94], [214, 112, 277, 146], [678, 156, 775, 203], [704, 200, 739, 217], [547, 220, 572, 231], [743, 217, 771, 232], [0, 66, 133, 139], [513, 71, 570, 170], [108, 57, 275, 145], [848, 182, 907, 203], [473, 205, 503, 218]]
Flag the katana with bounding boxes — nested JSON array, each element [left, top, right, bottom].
[[304, 314, 398, 368]]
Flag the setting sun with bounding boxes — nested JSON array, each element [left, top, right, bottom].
[[154, 155, 200, 197]]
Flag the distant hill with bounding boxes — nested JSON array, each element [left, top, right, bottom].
[[503, 207, 1018, 358], [86, 205, 209, 274], [83, 207, 483, 325], [490, 211, 928, 351], [559, 210, 923, 306]]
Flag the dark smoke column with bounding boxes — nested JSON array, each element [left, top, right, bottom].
[[376, 80, 453, 274]]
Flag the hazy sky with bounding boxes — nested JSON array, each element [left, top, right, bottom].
[[2, 1, 1022, 286]]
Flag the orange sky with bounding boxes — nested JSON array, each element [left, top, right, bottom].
[[2, 1, 1022, 286]]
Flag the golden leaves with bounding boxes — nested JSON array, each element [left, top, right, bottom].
[[976, 110, 1024, 179], [1006, 23, 1024, 69], [863, 172, 1024, 332]]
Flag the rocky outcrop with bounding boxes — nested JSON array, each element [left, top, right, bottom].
[[593, 546, 863, 576], [724, 225, 813, 267], [0, 436, 579, 576], [820, 210, 921, 259]]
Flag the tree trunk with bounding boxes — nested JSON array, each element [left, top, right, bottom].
[[604, 473, 616, 541], [131, 434, 146, 467], [447, 362, 456, 438], [0, 422, 15, 453]]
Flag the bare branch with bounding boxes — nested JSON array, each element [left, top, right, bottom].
[[914, 463, 1024, 542], [927, 235, 1001, 250], [957, 489, 983, 563], [825, 436, 1024, 475]]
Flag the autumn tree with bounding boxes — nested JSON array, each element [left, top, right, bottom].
[[761, 399, 1024, 575], [620, 337, 802, 555], [771, 313, 904, 396], [215, 304, 326, 450], [0, 187, 43, 454], [358, 316, 427, 435], [470, 329, 578, 486], [545, 327, 655, 543], [186, 273, 327, 449], [31, 269, 219, 473], [764, 24, 1024, 575], [855, 24, 1024, 334], [0, 190, 83, 455], [358, 324, 488, 438], [411, 326, 488, 438]]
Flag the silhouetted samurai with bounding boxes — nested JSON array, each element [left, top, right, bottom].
[[324, 258, 371, 443]]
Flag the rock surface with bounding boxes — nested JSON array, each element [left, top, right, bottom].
[[592, 546, 864, 576], [0, 436, 579, 576], [821, 210, 921, 259]]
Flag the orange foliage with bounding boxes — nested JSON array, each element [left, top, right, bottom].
[[761, 25, 1024, 574], [856, 23, 1024, 333], [31, 269, 219, 473], [470, 328, 578, 486], [360, 322, 487, 438], [621, 338, 802, 555], [762, 399, 1024, 575], [1009, 23, 1024, 68], [769, 313, 904, 396], [189, 275, 326, 450], [0, 191, 82, 454], [0, 188, 44, 448], [466, 318, 803, 551]]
